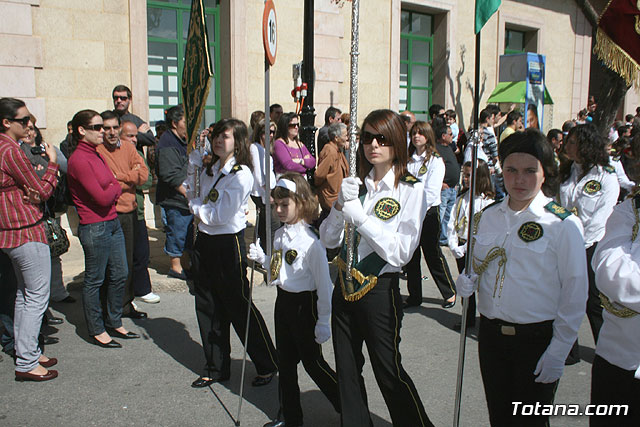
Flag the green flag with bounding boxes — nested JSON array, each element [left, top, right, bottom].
[[181, 0, 213, 147], [475, 0, 501, 34]]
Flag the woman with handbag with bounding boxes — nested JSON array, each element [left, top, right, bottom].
[[0, 97, 59, 382]]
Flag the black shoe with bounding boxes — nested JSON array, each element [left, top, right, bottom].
[[191, 375, 229, 388], [123, 310, 147, 319], [403, 299, 421, 309], [252, 371, 276, 387], [107, 329, 140, 339], [565, 354, 580, 365], [42, 336, 59, 345], [57, 296, 76, 303], [46, 316, 64, 326], [442, 298, 456, 309], [92, 337, 122, 348], [168, 269, 187, 280], [263, 421, 287, 427]]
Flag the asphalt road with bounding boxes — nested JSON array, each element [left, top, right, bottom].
[[0, 227, 594, 427]]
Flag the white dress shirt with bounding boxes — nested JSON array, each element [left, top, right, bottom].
[[592, 199, 640, 379], [446, 190, 494, 259], [611, 156, 635, 192], [188, 157, 253, 235], [320, 166, 426, 275], [271, 221, 332, 325], [558, 163, 619, 248], [471, 191, 588, 359], [407, 151, 445, 209], [250, 142, 276, 203], [463, 141, 489, 164]]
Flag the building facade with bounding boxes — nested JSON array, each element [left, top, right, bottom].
[[2, 0, 639, 144]]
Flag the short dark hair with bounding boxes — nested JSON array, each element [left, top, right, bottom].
[[101, 110, 120, 124], [506, 111, 522, 126], [562, 120, 576, 134], [269, 104, 282, 113], [485, 104, 501, 117], [324, 106, 341, 125], [428, 104, 444, 119], [165, 105, 184, 129], [0, 97, 26, 132], [434, 124, 449, 141], [445, 109, 456, 120], [546, 129, 562, 142], [112, 85, 132, 98], [625, 114, 634, 123], [479, 109, 491, 124]]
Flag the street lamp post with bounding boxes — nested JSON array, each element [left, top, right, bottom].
[[300, 0, 317, 183]]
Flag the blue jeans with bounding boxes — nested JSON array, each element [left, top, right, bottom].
[[164, 207, 193, 258], [78, 219, 128, 336], [439, 187, 457, 244]]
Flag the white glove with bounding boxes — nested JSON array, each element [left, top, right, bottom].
[[337, 177, 362, 207], [534, 348, 565, 383], [455, 271, 478, 298], [189, 148, 203, 168], [188, 197, 202, 215], [247, 239, 266, 268], [451, 245, 466, 259], [314, 322, 331, 344], [342, 199, 368, 227]]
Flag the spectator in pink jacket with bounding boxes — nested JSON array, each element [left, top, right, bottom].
[[273, 113, 315, 176]]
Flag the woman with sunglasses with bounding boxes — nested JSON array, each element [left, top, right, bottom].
[[273, 113, 315, 177], [320, 109, 433, 426], [67, 110, 135, 348], [0, 98, 59, 381], [250, 119, 280, 252]]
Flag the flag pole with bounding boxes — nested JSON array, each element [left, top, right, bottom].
[[452, 30, 481, 427]]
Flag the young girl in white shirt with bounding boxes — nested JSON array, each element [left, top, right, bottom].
[[446, 159, 494, 329], [248, 172, 339, 427]]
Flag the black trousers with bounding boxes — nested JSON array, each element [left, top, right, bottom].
[[590, 354, 639, 426], [132, 217, 152, 297], [406, 206, 456, 304], [456, 256, 476, 325], [332, 273, 433, 427], [585, 244, 602, 342], [101, 211, 135, 312], [479, 316, 558, 427], [275, 288, 339, 425], [193, 231, 278, 379]]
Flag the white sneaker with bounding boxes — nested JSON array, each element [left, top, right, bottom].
[[136, 292, 160, 304]]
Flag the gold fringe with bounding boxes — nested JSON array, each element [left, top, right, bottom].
[[593, 27, 640, 88], [332, 256, 379, 302]]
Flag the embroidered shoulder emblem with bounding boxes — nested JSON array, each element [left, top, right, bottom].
[[374, 197, 401, 221], [433, 151, 441, 158], [399, 173, 418, 185], [285, 249, 298, 265], [544, 201, 571, 220], [270, 249, 282, 280], [518, 221, 544, 242], [584, 180, 601, 194], [204, 188, 219, 203], [603, 165, 615, 173], [230, 164, 242, 174], [418, 165, 428, 176]]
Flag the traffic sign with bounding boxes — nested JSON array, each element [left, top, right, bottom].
[[262, 0, 277, 66]]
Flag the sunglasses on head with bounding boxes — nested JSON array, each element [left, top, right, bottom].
[[84, 124, 104, 131], [8, 116, 30, 126], [113, 95, 129, 101], [361, 131, 393, 146]]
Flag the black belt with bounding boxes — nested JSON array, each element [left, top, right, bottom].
[[480, 315, 553, 336]]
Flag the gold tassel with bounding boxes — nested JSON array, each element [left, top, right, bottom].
[[593, 27, 640, 89]]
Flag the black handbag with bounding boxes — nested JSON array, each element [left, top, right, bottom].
[[44, 216, 69, 258]]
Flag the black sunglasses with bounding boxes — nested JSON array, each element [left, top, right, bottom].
[[288, 123, 299, 128], [361, 131, 393, 146], [113, 95, 129, 101], [84, 124, 104, 131], [8, 116, 30, 126]]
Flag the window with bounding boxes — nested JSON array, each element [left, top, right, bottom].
[[504, 29, 525, 55], [147, 0, 220, 127], [400, 10, 433, 120]]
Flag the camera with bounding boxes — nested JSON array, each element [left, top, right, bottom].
[[31, 143, 46, 155]]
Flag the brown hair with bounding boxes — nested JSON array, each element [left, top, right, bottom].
[[70, 109, 100, 152], [408, 120, 436, 161], [271, 172, 319, 223], [462, 159, 495, 198], [206, 118, 254, 176], [251, 118, 277, 148], [357, 109, 408, 187]]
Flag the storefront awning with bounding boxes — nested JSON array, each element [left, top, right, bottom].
[[487, 81, 554, 105]]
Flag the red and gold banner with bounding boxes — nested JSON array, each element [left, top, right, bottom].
[[594, 0, 640, 87]]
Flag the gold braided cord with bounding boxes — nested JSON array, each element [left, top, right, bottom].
[[593, 27, 640, 88], [473, 247, 508, 298], [332, 256, 378, 302], [600, 293, 639, 318], [270, 250, 282, 281], [633, 198, 639, 242], [454, 197, 466, 234]]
